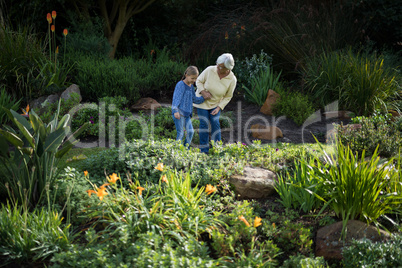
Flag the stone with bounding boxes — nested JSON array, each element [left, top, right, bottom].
[[229, 166, 277, 199], [323, 110, 354, 119], [315, 220, 391, 260], [130, 97, 161, 111], [260, 89, 280, 115], [29, 96, 47, 112], [250, 124, 283, 140], [44, 94, 60, 106], [61, 84, 82, 102]]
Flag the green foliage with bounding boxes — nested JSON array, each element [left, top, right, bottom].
[[0, 101, 88, 207], [51, 231, 219, 267], [304, 49, 402, 115], [275, 156, 323, 213], [273, 90, 316, 126], [0, 26, 48, 101], [342, 234, 402, 267], [335, 113, 402, 157], [0, 86, 22, 125], [273, 220, 313, 256], [235, 50, 273, 90], [242, 66, 283, 107], [282, 254, 328, 268], [0, 203, 71, 265], [305, 141, 402, 238], [38, 92, 81, 123], [74, 49, 187, 102]]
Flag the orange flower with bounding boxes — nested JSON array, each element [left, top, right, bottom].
[[52, 10, 57, 19], [225, 32, 229, 39], [63, 28, 68, 36], [84, 170, 88, 177], [161, 175, 168, 183], [154, 163, 164, 171], [239, 215, 250, 227], [107, 173, 120, 184], [46, 13, 52, 24], [150, 49, 155, 55], [86, 183, 109, 201], [205, 184, 217, 195], [137, 186, 145, 196], [51, 25, 55, 32], [272, 222, 276, 228], [241, 25, 246, 31], [55, 46, 59, 54], [254, 216, 262, 228], [20, 104, 29, 116]]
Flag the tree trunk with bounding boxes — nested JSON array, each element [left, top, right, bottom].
[[107, 20, 127, 59]]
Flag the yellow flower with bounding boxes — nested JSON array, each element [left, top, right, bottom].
[[205, 184, 217, 195], [154, 163, 164, 171], [161, 175, 168, 183], [239, 215, 250, 227], [137, 186, 145, 196], [84, 170, 88, 177], [225, 31, 229, 39], [254, 216, 262, 228], [86, 183, 109, 201], [272, 222, 276, 228], [107, 173, 120, 184]]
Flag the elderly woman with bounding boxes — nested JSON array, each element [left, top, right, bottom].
[[193, 53, 237, 154]]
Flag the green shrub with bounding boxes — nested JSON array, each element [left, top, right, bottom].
[[0, 86, 21, 125], [0, 26, 48, 101], [236, 50, 273, 90], [342, 234, 402, 267], [273, 90, 316, 126], [242, 67, 283, 107], [304, 49, 402, 115], [335, 113, 402, 157], [282, 254, 328, 268], [74, 49, 187, 103], [0, 203, 71, 265]]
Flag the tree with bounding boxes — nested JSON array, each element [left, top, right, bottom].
[[98, 0, 157, 59]]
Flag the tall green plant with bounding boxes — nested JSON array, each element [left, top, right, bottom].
[[304, 49, 401, 115], [0, 86, 21, 125], [0, 100, 89, 208], [242, 67, 282, 106], [306, 141, 401, 238], [0, 202, 72, 265]]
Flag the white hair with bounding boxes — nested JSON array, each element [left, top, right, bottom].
[[216, 53, 235, 70]]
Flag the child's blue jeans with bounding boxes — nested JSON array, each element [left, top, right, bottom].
[[172, 114, 194, 148], [196, 108, 221, 154]]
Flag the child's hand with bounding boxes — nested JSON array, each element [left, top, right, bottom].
[[174, 112, 180, 119]]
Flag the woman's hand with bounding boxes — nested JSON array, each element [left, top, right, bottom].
[[211, 106, 221, 115], [174, 112, 180, 119], [200, 90, 212, 100]]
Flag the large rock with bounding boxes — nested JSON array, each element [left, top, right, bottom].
[[130, 98, 161, 111], [61, 84, 82, 102], [229, 166, 277, 199], [250, 124, 283, 140], [315, 220, 391, 260], [260, 89, 280, 115]]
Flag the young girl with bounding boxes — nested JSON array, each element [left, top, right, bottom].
[[171, 66, 206, 148]]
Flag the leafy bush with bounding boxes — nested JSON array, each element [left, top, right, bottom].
[[0, 86, 21, 125], [335, 113, 402, 157], [0, 101, 88, 207], [273, 90, 316, 126], [304, 49, 402, 115], [242, 67, 283, 107], [282, 254, 328, 268], [303, 141, 402, 238], [342, 234, 402, 267], [74, 49, 187, 102], [235, 50, 273, 90], [0, 26, 48, 101], [0, 203, 71, 265]]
